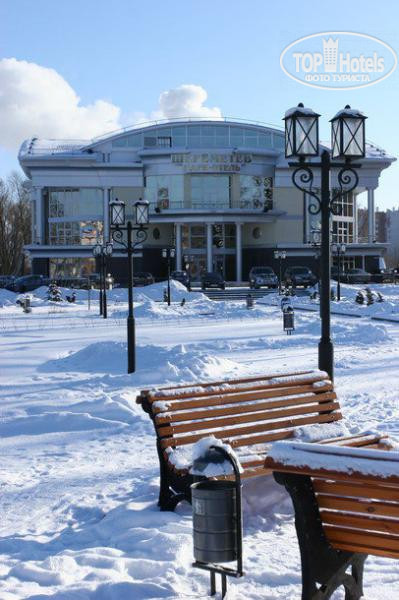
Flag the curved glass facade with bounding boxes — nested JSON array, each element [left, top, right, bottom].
[[112, 123, 284, 151]]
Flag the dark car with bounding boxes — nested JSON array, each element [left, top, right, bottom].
[[0, 275, 16, 288], [171, 270, 191, 289], [9, 274, 50, 292], [248, 266, 278, 289], [369, 269, 397, 283], [341, 268, 371, 284], [133, 272, 154, 286], [331, 266, 339, 281], [201, 271, 225, 290], [284, 266, 318, 288]]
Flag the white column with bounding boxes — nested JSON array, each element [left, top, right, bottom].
[[353, 192, 358, 243], [236, 223, 243, 283], [206, 223, 213, 272], [367, 188, 375, 243], [103, 188, 110, 241], [175, 223, 182, 270], [35, 187, 43, 244]]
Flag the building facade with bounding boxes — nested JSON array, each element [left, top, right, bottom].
[[18, 119, 395, 283]]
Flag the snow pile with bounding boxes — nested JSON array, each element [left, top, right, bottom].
[[39, 341, 241, 384], [0, 288, 17, 307], [190, 436, 243, 477], [293, 420, 351, 442]]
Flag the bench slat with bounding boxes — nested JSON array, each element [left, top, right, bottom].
[[147, 373, 328, 402], [155, 391, 336, 424], [331, 541, 399, 560], [160, 412, 342, 449], [153, 383, 333, 414], [321, 510, 399, 535], [318, 495, 399, 518], [141, 370, 314, 398], [313, 479, 399, 502], [324, 525, 399, 553], [158, 400, 340, 437]]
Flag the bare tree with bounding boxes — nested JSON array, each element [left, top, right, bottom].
[[0, 172, 31, 275]]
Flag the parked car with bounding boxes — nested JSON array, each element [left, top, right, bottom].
[[171, 270, 190, 289], [9, 274, 50, 292], [369, 269, 397, 283], [0, 275, 16, 288], [284, 266, 318, 288], [341, 268, 371, 284], [133, 272, 154, 286], [201, 271, 225, 290], [248, 266, 278, 289]]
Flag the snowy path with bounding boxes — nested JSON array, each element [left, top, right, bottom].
[[0, 290, 398, 599]]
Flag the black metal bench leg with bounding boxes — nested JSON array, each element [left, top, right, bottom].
[[156, 438, 189, 511]]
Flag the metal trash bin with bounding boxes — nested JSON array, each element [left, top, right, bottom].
[[192, 480, 238, 563], [283, 306, 295, 335], [191, 445, 244, 598]]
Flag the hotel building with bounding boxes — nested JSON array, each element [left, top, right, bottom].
[[18, 118, 395, 283]]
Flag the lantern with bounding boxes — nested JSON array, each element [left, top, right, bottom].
[[135, 199, 149, 226], [284, 103, 320, 158], [330, 105, 366, 159], [110, 198, 125, 227]]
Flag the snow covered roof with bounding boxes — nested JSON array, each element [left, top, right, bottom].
[[19, 137, 90, 158]]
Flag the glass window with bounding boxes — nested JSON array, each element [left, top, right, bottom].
[[191, 225, 206, 248], [48, 220, 103, 246], [239, 176, 271, 209], [273, 135, 285, 150], [191, 175, 230, 209], [230, 127, 244, 146], [144, 175, 184, 209], [48, 188, 103, 218], [258, 133, 272, 148]]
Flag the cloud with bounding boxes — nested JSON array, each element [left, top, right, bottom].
[[154, 84, 222, 120], [0, 59, 222, 150], [0, 58, 122, 149], [128, 84, 223, 125]]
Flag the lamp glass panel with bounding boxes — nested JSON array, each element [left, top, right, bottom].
[[135, 202, 149, 225], [296, 116, 318, 155], [111, 202, 125, 226], [342, 117, 364, 157], [331, 120, 340, 158], [285, 117, 294, 157]]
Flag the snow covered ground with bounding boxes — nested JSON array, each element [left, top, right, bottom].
[[0, 281, 398, 599]]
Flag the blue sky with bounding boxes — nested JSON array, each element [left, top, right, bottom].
[[1, 0, 399, 209]]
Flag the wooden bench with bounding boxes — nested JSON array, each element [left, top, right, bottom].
[[137, 370, 389, 510], [266, 442, 399, 600]]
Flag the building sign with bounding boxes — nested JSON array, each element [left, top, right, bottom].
[[172, 152, 252, 172]]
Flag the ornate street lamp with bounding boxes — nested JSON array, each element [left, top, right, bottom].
[[92, 242, 113, 318], [162, 248, 176, 306], [109, 198, 149, 374], [274, 250, 287, 295], [285, 104, 366, 380], [331, 242, 346, 302]]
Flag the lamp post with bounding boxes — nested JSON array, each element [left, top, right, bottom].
[[93, 242, 113, 318], [331, 242, 346, 301], [274, 250, 287, 294], [284, 103, 366, 380], [162, 248, 176, 306], [184, 254, 193, 291], [109, 198, 149, 374]]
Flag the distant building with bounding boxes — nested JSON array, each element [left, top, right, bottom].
[[18, 119, 396, 283]]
